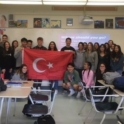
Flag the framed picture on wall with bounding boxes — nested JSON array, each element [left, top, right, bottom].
[[0, 15, 8, 28], [17, 20, 28, 28], [42, 18, 50, 28], [105, 19, 113, 29], [33, 18, 42, 28], [66, 18, 73, 26], [115, 17, 124, 29], [50, 20, 61, 28], [94, 20, 104, 28]]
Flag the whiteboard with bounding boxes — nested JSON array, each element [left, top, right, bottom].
[[4, 28, 124, 52]]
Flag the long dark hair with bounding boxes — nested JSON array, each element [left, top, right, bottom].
[[98, 63, 106, 73], [111, 45, 123, 59], [94, 42, 99, 51], [3, 41, 11, 55], [87, 42, 94, 53], [99, 44, 106, 55], [12, 40, 18, 50], [83, 62, 92, 78], [48, 41, 58, 51], [16, 64, 28, 80]]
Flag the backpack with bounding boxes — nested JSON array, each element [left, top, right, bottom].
[[34, 115, 55, 124], [113, 76, 124, 92], [103, 72, 121, 84]]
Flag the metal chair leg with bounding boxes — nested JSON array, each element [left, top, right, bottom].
[[13, 98, 16, 116], [100, 114, 106, 124], [88, 112, 97, 124], [84, 107, 93, 124], [0, 98, 4, 124], [78, 101, 87, 115]]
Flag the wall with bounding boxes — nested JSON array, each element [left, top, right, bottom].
[[0, 5, 124, 51]]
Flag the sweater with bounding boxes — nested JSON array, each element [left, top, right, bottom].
[[98, 54, 110, 71], [33, 45, 47, 50], [85, 51, 98, 71], [64, 70, 81, 84], [2, 49, 14, 69], [14, 47, 22, 68], [82, 70, 94, 88], [11, 73, 27, 81], [74, 50, 85, 69], [110, 55, 124, 74]]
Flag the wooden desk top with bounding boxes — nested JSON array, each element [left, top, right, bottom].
[[98, 80, 124, 96], [4, 81, 34, 88], [0, 87, 31, 98], [98, 80, 114, 87], [110, 86, 124, 97]]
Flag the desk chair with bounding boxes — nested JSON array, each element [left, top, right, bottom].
[[78, 83, 109, 115], [84, 89, 124, 124], [22, 89, 57, 117], [117, 115, 124, 124], [13, 81, 55, 116]]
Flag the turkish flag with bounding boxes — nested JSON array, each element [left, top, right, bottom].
[[23, 49, 73, 80]]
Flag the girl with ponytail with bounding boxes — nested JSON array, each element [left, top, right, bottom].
[[77, 62, 95, 98]]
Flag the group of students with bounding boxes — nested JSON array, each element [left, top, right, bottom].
[[0, 34, 123, 97]]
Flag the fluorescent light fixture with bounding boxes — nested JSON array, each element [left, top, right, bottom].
[[43, 2, 86, 5], [43, 0, 86, 5], [0, 1, 42, 4], [87, 2, 124, 5], [88, 0, 124, 5]]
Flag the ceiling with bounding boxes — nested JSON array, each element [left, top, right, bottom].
[[0, 0, 124, 6]]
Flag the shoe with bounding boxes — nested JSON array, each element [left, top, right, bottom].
[[76, 92, 81, 98], [68, 89, 75, 97]]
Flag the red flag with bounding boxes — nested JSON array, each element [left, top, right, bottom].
[[23, 49, 73, 80]]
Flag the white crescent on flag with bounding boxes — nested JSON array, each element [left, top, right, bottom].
[[33, 58, 46, 73]]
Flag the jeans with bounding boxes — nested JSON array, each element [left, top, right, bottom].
[[50, 80, 58, 90]]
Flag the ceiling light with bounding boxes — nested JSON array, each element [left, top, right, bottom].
[[0, 1, 42, 4], [43, 2, 86, 5], [87, 2, 124, 5]]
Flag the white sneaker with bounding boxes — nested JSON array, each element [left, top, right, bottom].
[[68, 89, 75, 97], [76, 92, 81, 98]]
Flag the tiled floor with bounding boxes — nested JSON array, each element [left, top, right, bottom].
[[1, 93, 124, 124]]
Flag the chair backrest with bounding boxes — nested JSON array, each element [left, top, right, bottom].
[[48, 89, 57, 114]]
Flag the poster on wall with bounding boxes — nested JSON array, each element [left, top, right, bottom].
[[51, 20, 61, 28], [16, 20, 28, 28], [94, 20, 104, 28], [42, 18, 50, 28], [105, 19, 113, 29], [0, 15, 8, 28], [33, 18, 42, 28], [66, 18, 73, 26], [9, 21, 17, 28], [115, 17, 124, 29]]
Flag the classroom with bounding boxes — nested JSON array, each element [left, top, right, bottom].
[[0, 0, 124, 124]]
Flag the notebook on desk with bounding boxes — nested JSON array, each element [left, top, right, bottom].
[[7, 82, 23, 87]]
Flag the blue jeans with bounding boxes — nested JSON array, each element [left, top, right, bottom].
[[50, 80, 58, 90]]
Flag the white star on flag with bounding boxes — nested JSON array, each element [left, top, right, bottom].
[[47, 62, 53, 69]]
